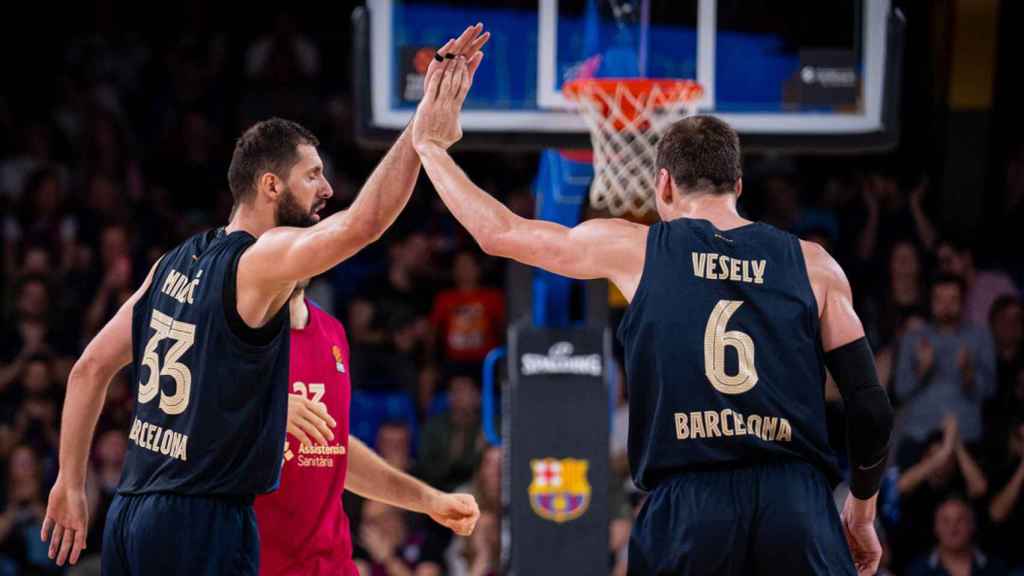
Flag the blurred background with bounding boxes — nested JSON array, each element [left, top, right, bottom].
[[0, 1, 1022, 575]]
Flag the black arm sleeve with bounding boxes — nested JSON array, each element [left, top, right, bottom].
[[824, 337, 895, 500]]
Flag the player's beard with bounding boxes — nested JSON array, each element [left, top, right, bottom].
[[275, 185, 318, 228]]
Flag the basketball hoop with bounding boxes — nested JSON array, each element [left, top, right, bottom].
[[564, 78, 703, 216]]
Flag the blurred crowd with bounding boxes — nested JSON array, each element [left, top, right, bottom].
[[1, 4, 1023, 576]]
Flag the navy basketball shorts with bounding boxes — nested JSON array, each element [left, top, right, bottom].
[[628, 459, 856, 576], [102, 492, 258, 576]]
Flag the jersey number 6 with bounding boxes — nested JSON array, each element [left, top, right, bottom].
[[138, 309, 196, 415], [704, 300, 758, 395]]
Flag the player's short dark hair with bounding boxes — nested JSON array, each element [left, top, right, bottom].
[[655, 115, 742, 195], [227, 118, 319, 205]]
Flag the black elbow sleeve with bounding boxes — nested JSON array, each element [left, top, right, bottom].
[[824, 337, 895, 499]]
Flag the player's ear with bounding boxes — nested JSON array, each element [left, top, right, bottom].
[[259, 172, 282, 201], [735, 177, 743, 199], [657, 168, 674, 205]]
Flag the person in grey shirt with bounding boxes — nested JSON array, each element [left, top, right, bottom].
[[894, 274, 996, 446]]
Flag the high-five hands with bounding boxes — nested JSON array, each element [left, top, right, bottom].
[[413, 24, 487, 152]]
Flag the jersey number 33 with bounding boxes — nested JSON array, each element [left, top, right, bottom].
[[137, 309, 196, 415]]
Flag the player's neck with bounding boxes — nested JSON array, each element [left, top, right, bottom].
[[289, 290, 309, 330], [661, 193, 750, 230], [225, 201, 277, 238]]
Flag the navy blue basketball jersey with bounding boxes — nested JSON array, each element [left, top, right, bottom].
[[618, 218, 839, 492], [119, 228, 290, 497]]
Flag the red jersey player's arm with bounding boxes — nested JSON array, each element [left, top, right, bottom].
[[42, 258, 160, 566], [346, 436, 480, 536], [416, 145, 648, 300]]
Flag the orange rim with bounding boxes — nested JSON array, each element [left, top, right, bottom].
[[564, 78, 702, 106]]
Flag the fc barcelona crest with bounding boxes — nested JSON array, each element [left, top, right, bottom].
[[528, 458, 591, 523]]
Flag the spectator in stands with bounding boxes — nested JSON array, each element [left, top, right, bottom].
[[77, 173, 128, 249], [857, 173, 937, 263], [82, 229, 134, 338], [907, 496, 1008, 576], [877, 240, 929, 346], [356, 500, 445, 576], [990, 295, 1023, 388], [240, 10, 322, 132], [376, 421, 414, 474], [894, 275, 996, 446], [416, 363, 442, 420], [365, 232, 438, 319], [345, 420, 417, 546], [417, 375, 483, 493], [0, 445, 51, 573], [73, 427, 130, 570], [156, 110, 226, 215], [0, 277, 74, 385], [985, 295, 1024, 459], [15, 245, 55, 280], [245, 11, 320, 83], [79, 110, 144, 213], [987, 419, 1024, 571], [430, 250, 505, 371], [9, 357, 59, 460], [894, 416, 988, 567], [96, 371, 134, 434], [3, 167, 76, 278], [937, 237, 1020, 328], [449, 444, 501, 576], [0, 123, 64, 204]]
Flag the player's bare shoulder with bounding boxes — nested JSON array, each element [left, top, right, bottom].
[[798, 239, 851, 317], [574, 217, 649, 300], [574, 217, 648, 243]]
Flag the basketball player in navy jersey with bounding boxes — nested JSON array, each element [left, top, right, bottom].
[[411, 57, 894, 575], [40, 25, 488, 574]]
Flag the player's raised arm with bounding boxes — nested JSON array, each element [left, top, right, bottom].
[[238, 25, 490, 287], [41, 259, 160, 566], [411, 56, 647, 300], [805, 241, 894, 576]]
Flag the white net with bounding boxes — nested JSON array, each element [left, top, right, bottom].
[[566, 79, 702, 216]]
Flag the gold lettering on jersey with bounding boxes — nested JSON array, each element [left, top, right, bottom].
[[673, 410, 792, 443], [127, 416, 189, 462], [777, 419, 792, 442], [747, 414, 762, 438], [706, 253, 719, 279], [692, 253, 708, 278], [721, 409, 734, 436], [691, 253, 766, 285], [160, 268, 202, 305], [690, 411, 706, 438], [675, 413, 689, 439], [705, 410, 722, 437], [750, 260, 766, 284]]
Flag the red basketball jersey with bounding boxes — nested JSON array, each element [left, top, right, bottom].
[[254, 300, 358, 576]]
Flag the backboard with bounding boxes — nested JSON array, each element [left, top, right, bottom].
[[353, 0, 904, 152]]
